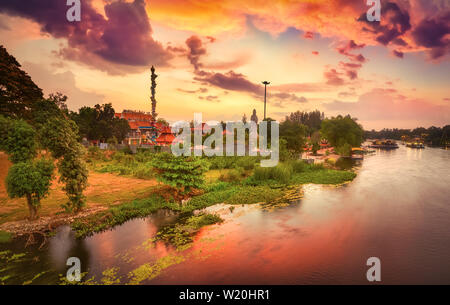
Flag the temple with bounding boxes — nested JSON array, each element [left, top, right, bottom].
[[114, 110, 175, 146]]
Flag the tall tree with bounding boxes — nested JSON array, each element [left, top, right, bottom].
[[321, 115, 364, 154], [0, 116, 54, 220], [0, 45, 43, 120], [279, 119, 307, 153], [70, 103, 130, 143], [285, 110, 324, 134]]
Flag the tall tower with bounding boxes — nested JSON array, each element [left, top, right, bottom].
[[150, 66, 158, 119]]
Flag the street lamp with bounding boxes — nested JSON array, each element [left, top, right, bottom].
[[262, 81, 270, 120]]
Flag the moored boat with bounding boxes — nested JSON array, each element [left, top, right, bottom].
[[406, 142, 425, 148], [368, 140, 399, 149], [351, 147, 364, 160]]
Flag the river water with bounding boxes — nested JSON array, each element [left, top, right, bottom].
[[1, 145, 449, 284]]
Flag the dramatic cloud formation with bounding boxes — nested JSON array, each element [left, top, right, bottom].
[[359, 2, 411, 46], [0, 0, 447, 127], [184, 35, 308, 106], [411, 11, 450, 60], [0, 0, 172, 74], [185, 35, 207, 71]]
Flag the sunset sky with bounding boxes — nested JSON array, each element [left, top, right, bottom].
[[0, 0, 449, 130]]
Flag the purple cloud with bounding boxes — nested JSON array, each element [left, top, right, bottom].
[[412, 12, 450, 60], [0, 0, 172, 74], [358, 2, 411, 46]]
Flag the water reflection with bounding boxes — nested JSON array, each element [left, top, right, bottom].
[[2, 146, 449, 284]]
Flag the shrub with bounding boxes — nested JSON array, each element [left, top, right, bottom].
[[253, 164, 292, 184], [87, 146, 104, 160], [133, 164, 154, 179], [287, 160, 307, 173], [336, 143, 352, 157], [235, 156, 258, 170], [151, 153, 208, 195], [6, 159, 54, 219], [219, 169, 243, 182]]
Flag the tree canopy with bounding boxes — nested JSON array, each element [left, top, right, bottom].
[[284, 110, 324, 134], [0, 45, 43, 120], [321, 115, 364, 150], [0, 115, 54, 219], [0, 45, 88, 216], [70, 103, 130, 143], [279, 120, 307, 153]]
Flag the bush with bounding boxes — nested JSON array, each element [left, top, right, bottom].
[[151, 153, 208, 195], [6, 159, 55, 219], [287, 160, 307, 173], [336, 143, 352, 157], [133, 164, 154, 179], [253, 164, 292, 184], [87, 146, 103, 160], [219, 168, 244, 182], [235, 156, 258, 170]]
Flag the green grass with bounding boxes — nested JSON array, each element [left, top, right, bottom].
[[291, 169, 356, 184], [247, 160, 355, 186], [74, 156, 356, 239], [0, 231, 12, 243]]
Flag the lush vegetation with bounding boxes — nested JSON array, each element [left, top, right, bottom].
[[69, 103, 130, 144], [365, 125, 450, 147], [0, 46, 88, 216], [0, 45, 43, 120], [151, 153, 209, 195], [321, 115, 364, 156], [283, 110, 325, 135], [0, 116, 54, 219]]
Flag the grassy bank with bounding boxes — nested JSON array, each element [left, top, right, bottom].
[[2, 149, 356, 243]]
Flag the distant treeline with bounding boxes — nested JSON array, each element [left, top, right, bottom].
[[364, 125, 450, 146]]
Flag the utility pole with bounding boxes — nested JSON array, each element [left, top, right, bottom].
[[262, 81, 270, 120]]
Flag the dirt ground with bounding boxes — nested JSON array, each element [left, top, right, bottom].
[[0, 152, 158, 225]]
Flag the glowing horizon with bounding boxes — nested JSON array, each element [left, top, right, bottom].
[[0, 0, 449, 130]]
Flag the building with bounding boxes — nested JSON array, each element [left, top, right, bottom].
[[115, 110, 176, 146]]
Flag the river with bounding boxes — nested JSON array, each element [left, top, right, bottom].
[[1, 145, 449, 284]]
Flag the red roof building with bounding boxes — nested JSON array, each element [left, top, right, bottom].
[[115, 110, 176, 146]]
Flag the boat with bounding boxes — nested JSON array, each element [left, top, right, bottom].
[[368, 140, 399, 149], [351, 147, 364, 160], [406, 142, 425, 148]]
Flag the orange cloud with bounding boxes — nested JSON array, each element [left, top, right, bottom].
[[146, 0, 449, 59]]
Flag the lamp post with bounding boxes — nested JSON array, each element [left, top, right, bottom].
[[262, 81, 270, 120]]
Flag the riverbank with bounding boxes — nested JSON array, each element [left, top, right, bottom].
[[0, 151, 356, 242]]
